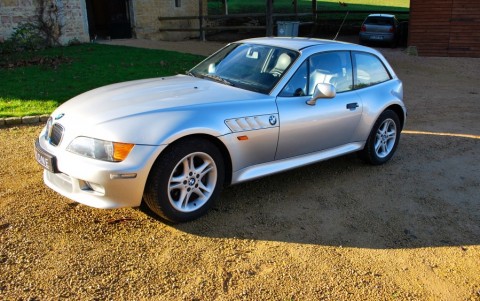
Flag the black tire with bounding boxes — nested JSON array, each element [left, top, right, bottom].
[[390, 37, 398, 48], [144, 138, 225, 223], [359, 110, 401, 165]]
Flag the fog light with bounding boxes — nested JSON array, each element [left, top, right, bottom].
[[81, 181, 105, 194]]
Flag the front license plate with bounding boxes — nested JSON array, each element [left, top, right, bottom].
[[34, 139, 58, 173]]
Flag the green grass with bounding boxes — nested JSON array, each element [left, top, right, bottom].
[[1, 1, 410, 118], [0, 44, 205, 117], [209, 0, 409, 14], [208, 0, 410, 31]]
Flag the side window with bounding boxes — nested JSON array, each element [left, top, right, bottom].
[[279, 51, 353, 97], [308, 51, 353, 95], [353, 52, 391, 89], [279, 61, 307, 97]]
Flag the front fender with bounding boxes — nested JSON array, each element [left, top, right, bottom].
[[83, 97, 279, 146], [83, 108, 229, 146]]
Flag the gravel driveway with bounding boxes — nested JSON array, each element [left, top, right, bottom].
[[1, 42, 479, 300]]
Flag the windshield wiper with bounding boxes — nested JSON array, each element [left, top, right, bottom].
[[202, 74, 234, 86]]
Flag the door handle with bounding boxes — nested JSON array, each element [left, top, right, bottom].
[[346, 102, 359, 110]]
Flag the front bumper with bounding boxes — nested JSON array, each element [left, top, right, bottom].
[[36, 133, 165, 209]]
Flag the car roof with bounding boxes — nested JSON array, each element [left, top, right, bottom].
[[237, 37, 352, 52]]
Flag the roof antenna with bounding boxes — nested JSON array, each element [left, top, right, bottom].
[[333, 3, 349, 40]]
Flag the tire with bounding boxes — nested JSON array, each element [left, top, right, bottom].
[[359, 110, 401, 165], [144, 138, 225, 223], [389, 37, 398, 48]]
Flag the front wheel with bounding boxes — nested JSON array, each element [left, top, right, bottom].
[[359, 110, 401, 165], [143, 138, 225, 222]]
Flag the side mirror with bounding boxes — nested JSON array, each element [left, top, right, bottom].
[[306, 83, 336, 106]]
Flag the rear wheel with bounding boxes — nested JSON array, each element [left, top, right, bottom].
[[359, 110, 401, 165], [144, 138, 225, 222]]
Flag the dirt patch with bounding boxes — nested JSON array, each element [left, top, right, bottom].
[[1, 43, 479, 300]]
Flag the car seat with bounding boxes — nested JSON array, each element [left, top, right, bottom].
[[270, 53, 292, 77], [309, 53, 348, 94]]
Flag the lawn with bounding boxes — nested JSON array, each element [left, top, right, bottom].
[[1, 0, 410, 118], [0, 44, 204, 117], [207, 0, 410, 32], [209, 0, 409, 14]]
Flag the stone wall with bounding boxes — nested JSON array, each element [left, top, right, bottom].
[[1, 0, 206, 44], [57, 0, 89, 43], [0, 0, 89, 44], [133, 0, 204, 41]]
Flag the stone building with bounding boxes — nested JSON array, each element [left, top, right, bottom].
[[0, 0, 202, 43], [0, 0, 89, 43]]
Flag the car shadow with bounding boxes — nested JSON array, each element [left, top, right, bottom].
[[161, 133, 480, 249]]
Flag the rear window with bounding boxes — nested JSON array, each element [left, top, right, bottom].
[[364, 17, 394, 26], [353, 52, 391, 89]]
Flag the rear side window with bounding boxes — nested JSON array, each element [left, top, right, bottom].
[[353, 52, 391, 89]]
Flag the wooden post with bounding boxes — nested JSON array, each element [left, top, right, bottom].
[[199, 0, 205, 41], [312, 0, 317, 22], [266, 0, 273, 36], [223, 0, 228, 15], [311, 0, 317, 36]]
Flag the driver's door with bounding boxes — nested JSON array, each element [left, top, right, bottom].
[[275, 51, 363, 160]]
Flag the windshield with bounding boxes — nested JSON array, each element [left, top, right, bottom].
[[189, 43, 298, 94]]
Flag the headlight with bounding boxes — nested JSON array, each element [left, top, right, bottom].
[[67, 137, 134, 162]]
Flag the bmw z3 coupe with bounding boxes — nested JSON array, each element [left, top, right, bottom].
[[35, 37, 406, 222]]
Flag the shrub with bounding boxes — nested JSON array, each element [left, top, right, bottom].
[[7, 22, 46, 52]]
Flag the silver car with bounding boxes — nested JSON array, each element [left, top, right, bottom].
[[34, 37, 406, 222], [359, 14, 399, 47]]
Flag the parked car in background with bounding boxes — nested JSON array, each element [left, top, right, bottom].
[[35, 37, 406, 223], [359, 14, 399, 47]]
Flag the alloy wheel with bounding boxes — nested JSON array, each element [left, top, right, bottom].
[[168, 152, 217, 212]]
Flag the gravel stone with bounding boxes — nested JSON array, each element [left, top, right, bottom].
[[1, 41, 479, 301]]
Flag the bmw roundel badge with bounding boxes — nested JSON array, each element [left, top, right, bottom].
[[269, 115, 277, 126]]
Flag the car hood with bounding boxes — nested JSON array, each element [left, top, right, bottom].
[[53, 75, 263, 126]]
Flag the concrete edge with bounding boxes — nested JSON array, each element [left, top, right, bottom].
[[0, 115, 50, 128]]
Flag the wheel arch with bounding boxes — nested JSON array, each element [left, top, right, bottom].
[[358, 108, 402, 165], [147, 133, 233, 188], [384, 104, 406, 130]]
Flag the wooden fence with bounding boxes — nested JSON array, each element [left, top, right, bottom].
[[158, 10, 409, 40]]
